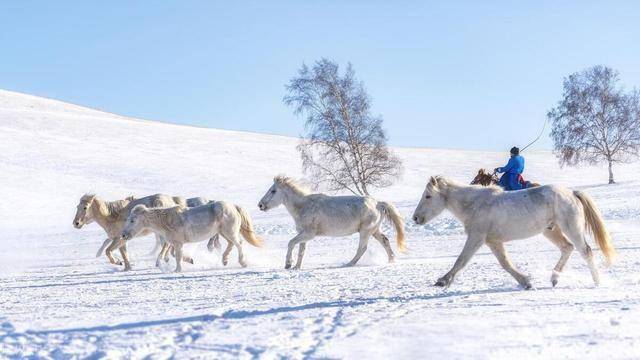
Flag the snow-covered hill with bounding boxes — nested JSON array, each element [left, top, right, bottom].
[[1, 89, 639, 358]]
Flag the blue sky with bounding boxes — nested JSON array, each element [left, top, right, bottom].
[[1, 1, 639, 150]]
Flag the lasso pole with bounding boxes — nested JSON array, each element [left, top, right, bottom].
[[520, 118, 548, 152]]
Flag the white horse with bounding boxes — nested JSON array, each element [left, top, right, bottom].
[[155, 197, 222, 260], [121, 201, 262, 272], [72, 194, 213, 270], [412, 176, 616, 289], [258, 175, 405, 269], [186, 198, 221, 251], [73, 194, 138, 268]]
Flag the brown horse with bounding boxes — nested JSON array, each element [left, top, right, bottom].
[[470, 169, 500, 186], [471, 169, 540, 188]]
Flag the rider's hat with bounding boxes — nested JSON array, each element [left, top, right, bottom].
[[510, 147, 520, 155]]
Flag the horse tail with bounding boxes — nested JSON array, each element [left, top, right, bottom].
[[573, 191, 616, 264], [235, 205, 263, 247], [377, 201, 406, 253]]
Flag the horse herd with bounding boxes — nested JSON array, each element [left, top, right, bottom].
[[73, 174, 616, 290]]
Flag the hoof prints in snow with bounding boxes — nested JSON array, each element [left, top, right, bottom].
[[3, 90, 640, 358]]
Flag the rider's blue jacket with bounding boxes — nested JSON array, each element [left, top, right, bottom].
[[497, 155, 525, 190], [497, 155, 525, 174]]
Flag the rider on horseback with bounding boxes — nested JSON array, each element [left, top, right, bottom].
[[495, 147, 525, 191]]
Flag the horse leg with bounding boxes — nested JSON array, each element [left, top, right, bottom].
[[105, 239, 123, 266], [543, 227, 574, 287], [221, 238, 234, 266], [561, 221, 600, 286], [163, 244, 172, 262], [292, 243, 307, 270], [436, 233, 485, 287], [285, 232, 315, 269], [372, 230, 395, 263], [226, 233, 247, 267], [96, 238, 112, 258], [346, 230, 373, 267], [207, 234, 221, 252], [486, 241, 531, 289], [156, 242, 170, 267], [173, 243, 184, 272], [119, 243, 132, 271]]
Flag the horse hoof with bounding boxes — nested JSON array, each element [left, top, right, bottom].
[[115, 260, 123, 266], [551, 279, 558, 287], [222, 259, 228, 266], [434, 278, 448, 287], [186, 258, 194, 264], [123, 267, 132, 272], [523, 283, 533, 290], [285, 264, 292, 269]]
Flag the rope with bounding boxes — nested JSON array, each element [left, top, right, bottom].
[[520, 118, 548, 152]]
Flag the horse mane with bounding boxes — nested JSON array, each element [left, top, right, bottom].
[[274, 175, 310, 195], [105, 198, 134, 221], [431, 175, 451, 188], [84, 194, 133, 222], [434, 176, 503, 194], [143, 206, 184, 233]]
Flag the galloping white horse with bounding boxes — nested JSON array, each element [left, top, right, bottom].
[[412, 176, 615, 289], [155, 197, 222, 261], [121, 201, 262, 272], [73, 194, 180, 270], [258, 175, 405, 269]]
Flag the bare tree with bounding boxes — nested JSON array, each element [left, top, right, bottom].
[[548, 65, 640, 184], [284, 58, 402, 195]]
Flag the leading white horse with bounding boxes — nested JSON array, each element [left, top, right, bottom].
[[412, 176, 615, 289], [258, 175, 405, 269], [73, 193, 179, 270]]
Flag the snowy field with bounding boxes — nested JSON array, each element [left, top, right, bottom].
[[1, 89, 640, 359]]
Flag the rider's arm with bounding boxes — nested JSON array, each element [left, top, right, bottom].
[[496, 158, 515, 173]]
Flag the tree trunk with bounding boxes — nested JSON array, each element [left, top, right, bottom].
[[361, 182, 369, 196], [608, 160, 615, 184]]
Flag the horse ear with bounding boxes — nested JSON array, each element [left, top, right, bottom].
[[478, 169, 484, 175], [132, 204, 148, 214], [429, 176, 438, 186]]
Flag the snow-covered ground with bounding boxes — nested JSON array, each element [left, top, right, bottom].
[[1, 89, 639, 359]]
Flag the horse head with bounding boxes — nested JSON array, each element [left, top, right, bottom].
[[413, 176, 448, 225], [471, 169, 498, 186], [73, 194, 96, 228]]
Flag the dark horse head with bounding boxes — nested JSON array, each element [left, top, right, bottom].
[[470, 169, 499, 186]]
